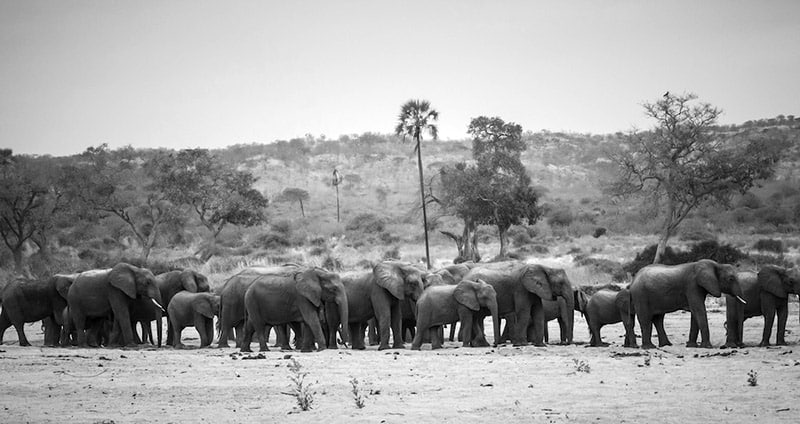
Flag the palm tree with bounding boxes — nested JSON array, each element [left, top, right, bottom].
[[395, 99, 439, 269]]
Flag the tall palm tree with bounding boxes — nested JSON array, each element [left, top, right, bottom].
[[395, 99, 439, 269]]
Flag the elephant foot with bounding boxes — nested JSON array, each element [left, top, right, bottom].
[[240, 346, 252, 353], [432, 344, 443, 350], [776, 340, 787, 346], [377, 344, 391, 351], [641, 342, 657, 349], [624, 343, 638, 349], [392, 342, 405, 350], [699, 342, 713, 349], [758, 341, 770, 347], [175, 344, 186, 350], [721, 342, 737, 349], [532, 342, 546, 347], [411, 345, 421, 351], [353, 345, 366, 351], [590, 342, 610, 348], [471, 339, 490, 348], [659, 341, 672, 347], [685, 341, 699, 348], [218, 342, 230, 348]]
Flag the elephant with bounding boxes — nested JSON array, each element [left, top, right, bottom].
[[411, 279, 500, 350], [464, 261, 573, 347], [584, 287, 636, 347], [326, 261, 424, 350], [217, 264, 299, 348], [128, 297, 162, 346], [168, 292, 220, 348], [542, 286, 590, 344], [630, 259, 745, 349], [724, 266, 800, 348], [0, 274, 75, 346], [67, 263, 165, 347], [156, 269, 211, 346], [241, 265, 349, 352]]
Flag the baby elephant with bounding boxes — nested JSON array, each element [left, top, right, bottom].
[[168, 292, 220, 348], [412, 279, 500, 350], [585, 287, 636, 347]]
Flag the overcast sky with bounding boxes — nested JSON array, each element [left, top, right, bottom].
[[1, 1, 798, 156]]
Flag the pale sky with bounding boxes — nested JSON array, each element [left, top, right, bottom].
[[1, 1, 799, 156]]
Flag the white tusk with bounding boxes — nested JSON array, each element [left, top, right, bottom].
[[736, 296, 747, 305], [151, 298, 166, 312]]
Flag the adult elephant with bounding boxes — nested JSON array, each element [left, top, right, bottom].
[[128, 297, 163, 347], [411, 279, 500, 350], [464, 261, 573, 347], [0, 274, 75, 346], [241, 265, 348, 352], [156, 269, 211, 346], [325, 261, 425, 350], [217, 264, 298, 348], [630, 259, 745, 349], [67, 263, 165, 347], [724, 266, 800, 348], [168, 292, 220, 348], [584, 287, 636, 347], [542, 286, 589, 345]]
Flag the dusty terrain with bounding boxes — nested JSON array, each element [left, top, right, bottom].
[[1, 306, 799, 424]]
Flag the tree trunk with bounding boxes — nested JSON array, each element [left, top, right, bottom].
[[497, 224, 510, 258], [653, 221, 673, 264], [12, 247, 23, 274], [299, 200, 305, 218], [461, 221, 480, 263], [415, 136, 431, 269]]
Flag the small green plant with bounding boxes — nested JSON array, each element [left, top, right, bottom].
[[287, 359, 314, 411], [349, 377, 368, 409], [747, 370, 758, 387], [572, 358, 591, 373], [643, 356, 651, 367]]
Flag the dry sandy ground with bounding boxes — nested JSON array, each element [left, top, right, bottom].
[[1, 306, 799, 424]]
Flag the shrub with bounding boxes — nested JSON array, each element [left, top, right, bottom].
[[738, 193, 763, 209], [593, 227, 607, 238], [254, 231, 292, 250], [508, 226, 534, 247], [624, 241, 747, 276], [752, 238, 784, 253], [547, 207, 574, 227], [382, 246, 401, 260], [759, 207, 791, 227], [346, 213, 385, 233], [574, 256, 628, 282], [731, 208, 754, 224]]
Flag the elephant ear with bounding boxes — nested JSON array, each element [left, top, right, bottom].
[[374, 262, 405, 300], [574, 289, 589, 313], [193, 295, 215, 318], [54, 275, 74, 300], [180, 270, 199, 293], [454, 281, 481, 311], [760, 266, 788, 298], [522, 265, 554, 300], [695, 261, 722, 297], [109, 263, 138, 299], [295, 269, 322, 307]]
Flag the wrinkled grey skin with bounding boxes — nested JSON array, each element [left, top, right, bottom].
[[168, 292, 220, 349], [0, 274, 75, 346]]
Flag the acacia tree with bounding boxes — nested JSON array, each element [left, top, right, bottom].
[[436, 117, 540, 261], [607, 93, 784, 264], [0, 151, 65, 272], [395, 99, 438, 269], [277, 187, 310, 217], [64, 144, 174, 261], [157, 149, 268, 253]]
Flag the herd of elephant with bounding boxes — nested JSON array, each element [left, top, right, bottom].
[[1, 258, 799, 352]]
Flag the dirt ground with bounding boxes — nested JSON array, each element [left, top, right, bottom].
[[1, 305, 799, 423]]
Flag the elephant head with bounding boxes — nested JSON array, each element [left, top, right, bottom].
[[759, 265, 800, 299], [694, 260, 744, 302], [518, 264, 558, 301], [295, 267, 350, 344], [109, 263, 165, 311], [574, 288, 589, 315], [194, 294, 221, 318], [374, 261, 425, 302], [423, 272, 447, 288], [180, 270, 211, 293], [53, 274, 78, 300], [455, 279, 501, 347]]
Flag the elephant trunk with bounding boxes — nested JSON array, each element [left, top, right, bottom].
[[336, 293, 350, 345], [562, 289, 575, 344], [489, 302, 501, 347]]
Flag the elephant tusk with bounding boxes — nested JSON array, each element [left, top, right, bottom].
[[151, 298, 166, 312], [736, 296, 747, 305]]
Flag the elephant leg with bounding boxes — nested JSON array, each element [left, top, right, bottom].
[[367, 319, 379, 346], [687, 304, 711, 348], [350, 322, 366, 350], [299, 306, 327, 351], [723, 302, 741, 348], [276, 325, 291, 350], [449, 323, 457, 342], [9, 317, 30, 346], [776, 301, 789, 345], [239, 318, 255, 352], [195, 315, 208, 347], [588, 322, 608, 347], [459, 311, 474, 348], [637, 311, 655, 349], [387, 301, 404, 349], [411, 321, 426, 350], [653, 314, 672, 347], [437, 326, 444, 345], [71, 310, 89, 347], [166, 313, 175, 346], [235, 322, 246, 348], [172, 324, 184, 349], [686, 314, 699, 348]]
